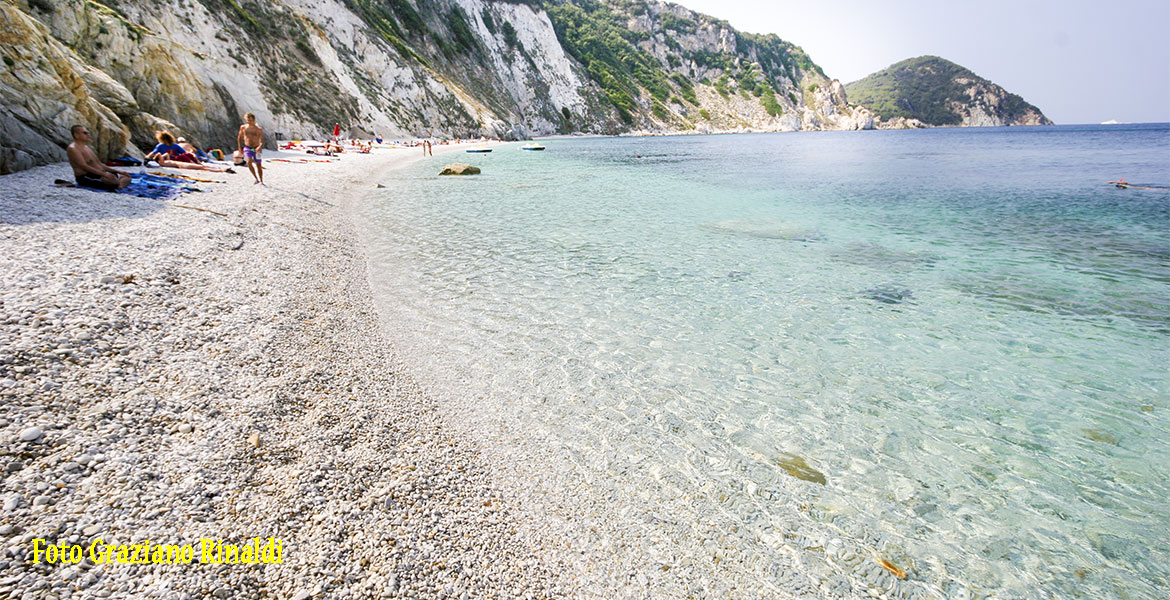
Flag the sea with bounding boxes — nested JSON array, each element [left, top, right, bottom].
[[355, 124, 1169, 599]]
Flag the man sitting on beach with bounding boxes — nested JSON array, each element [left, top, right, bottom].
[[66, 125, 131, 191], [237, 112, 265, 184]]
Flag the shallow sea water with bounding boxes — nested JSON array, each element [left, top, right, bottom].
[[358, 125, 1169, 599]]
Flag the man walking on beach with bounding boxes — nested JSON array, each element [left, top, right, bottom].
[[237, 113, 266, 185], [66, 125, 131, 190]]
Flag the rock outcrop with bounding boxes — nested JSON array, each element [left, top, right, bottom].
[[876, 116, 929, 130], [1, 2, 132, 174], [844, 55, 1053, 127], [439, 163, 481, 175], [587, 1, 873, 133], [1, 0, 878, 174]]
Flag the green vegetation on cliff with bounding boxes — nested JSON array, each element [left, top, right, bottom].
[[546, 2, 674, 123], [844, 56, 1048, 126], [544, 0, 825, 125], [736, 32, 823, 80]]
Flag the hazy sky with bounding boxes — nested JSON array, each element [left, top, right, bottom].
[[674, 0, 1170, 124]]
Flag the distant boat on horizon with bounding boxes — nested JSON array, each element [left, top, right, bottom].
[[1100, 119, 1123, 125]]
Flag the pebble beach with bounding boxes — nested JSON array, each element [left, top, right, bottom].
[[0, 146, 584, 599]]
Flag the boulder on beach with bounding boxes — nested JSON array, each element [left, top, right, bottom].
[[439, 163, 480, 176]]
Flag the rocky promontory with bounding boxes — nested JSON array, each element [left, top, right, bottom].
[[845, 56, 1053, 127]]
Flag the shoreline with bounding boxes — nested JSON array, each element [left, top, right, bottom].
[[0, 144, 580, 598]]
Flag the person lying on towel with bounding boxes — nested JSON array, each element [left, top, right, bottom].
[[154, 157, 235, 173], [66, 125, 131, 191], [177, 136, 212, 162], [146, 130, 201, 164]]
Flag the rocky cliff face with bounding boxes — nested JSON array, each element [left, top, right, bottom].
[[1, 2, 132, 173], [1, 0, 876, 174], [557, 0, 874, 134], [844, 55, 1052, 128], [943, 75, 1052, 127]]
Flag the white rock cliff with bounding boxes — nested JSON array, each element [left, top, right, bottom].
[[1, 0, 873, 174]]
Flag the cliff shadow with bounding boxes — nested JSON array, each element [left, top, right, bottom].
[[0, 164, 165, 225]]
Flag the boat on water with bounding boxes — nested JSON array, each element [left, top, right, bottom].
[[520, 142, 546, 151], [466, 147, 492, 153]]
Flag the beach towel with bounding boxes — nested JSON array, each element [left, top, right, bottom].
[[53, 173, 199, 199], [118, 173, 200, 199], [106, 156, 143, 167], [147, 171, 224, 183]]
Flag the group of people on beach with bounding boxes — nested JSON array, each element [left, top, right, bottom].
[[64, 114, 490, 193], [66, 113, 267, 190]]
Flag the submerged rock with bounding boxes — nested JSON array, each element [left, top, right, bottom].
[[439, 163, 481, 176], [862, 285, 915, 305], [1083, 428, 1119, 445], [774, 453, 826, 485], [831, 242, 939, 270], [708, 220, 823, 242], [1087, 530, 1145, 561]]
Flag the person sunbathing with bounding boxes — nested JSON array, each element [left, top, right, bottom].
[[155, 157, 235, 173], [146, 131, 201, 164], [177, 136, 212, 162], [66, 125, 131, 190]]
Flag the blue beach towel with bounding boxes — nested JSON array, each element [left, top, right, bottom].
[[116, 173, 201, 200]]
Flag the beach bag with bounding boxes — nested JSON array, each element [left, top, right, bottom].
[[106, 156, 143, 166], [207, 149, 225, 161]]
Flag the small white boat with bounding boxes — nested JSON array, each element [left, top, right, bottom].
[[466, 147, 492, 153], [520, 142, 546, 151]]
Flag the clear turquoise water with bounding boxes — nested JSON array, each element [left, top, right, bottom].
[[357, 125, 1169, 599]]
